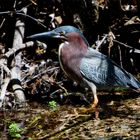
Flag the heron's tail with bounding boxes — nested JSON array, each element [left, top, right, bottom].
[[128, 74, 140, 92]]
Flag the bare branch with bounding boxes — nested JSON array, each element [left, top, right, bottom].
[[10, 8, 27, 104], [0, 77, 10, 107]]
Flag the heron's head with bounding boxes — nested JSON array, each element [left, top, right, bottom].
[[27, 26, 89, 46]]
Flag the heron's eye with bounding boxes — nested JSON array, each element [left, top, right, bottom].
[[59, 31, 65, 36], [59, 31, 68, 41]]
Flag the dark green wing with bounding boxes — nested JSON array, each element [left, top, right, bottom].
[[80, 48, 140, 89]]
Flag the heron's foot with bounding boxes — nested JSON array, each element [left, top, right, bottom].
[[78, 104, 99, 119], [90, 101, 99, 119], [91, 98, 98, 108]]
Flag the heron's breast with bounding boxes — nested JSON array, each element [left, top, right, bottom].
[[58, 42, 86, 82]]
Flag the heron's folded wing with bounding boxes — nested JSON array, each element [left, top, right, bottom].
[[80, 48, 133, 88]]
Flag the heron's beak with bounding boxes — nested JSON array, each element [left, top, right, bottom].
[[27, 31, 67, 41]]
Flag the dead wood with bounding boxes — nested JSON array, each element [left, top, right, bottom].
[[10, 8, 27, 105]]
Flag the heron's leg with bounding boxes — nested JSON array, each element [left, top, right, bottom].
[[91, 85, 98, 108], [89, 83, 98, 107], [84, 79, 98, 108], [85, 80, 100, 119]]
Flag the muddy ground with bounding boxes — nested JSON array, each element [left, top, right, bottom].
[[1, 90, 140, 140]]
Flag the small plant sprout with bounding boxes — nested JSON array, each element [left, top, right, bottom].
[[8, 122, 23, 138], [48, 100, 57, 111]]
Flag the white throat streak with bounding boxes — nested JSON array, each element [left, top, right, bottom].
[[58, 41, 69, 76]]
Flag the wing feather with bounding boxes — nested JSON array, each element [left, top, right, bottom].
[[80, 48, 138, 88]]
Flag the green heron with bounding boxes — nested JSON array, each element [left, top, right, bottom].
[[27, 25, 140, 108]]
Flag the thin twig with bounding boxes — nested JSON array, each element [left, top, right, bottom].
[[22, 66, 59, 83], [0, 18, 6, 29], [0, 11, 11, 15], [113, 39, 140, 53], [118, 45, 123, 68], [0, 10, 47, 29], [95, 34, 108, 51], [16, 13, 47, 28]]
